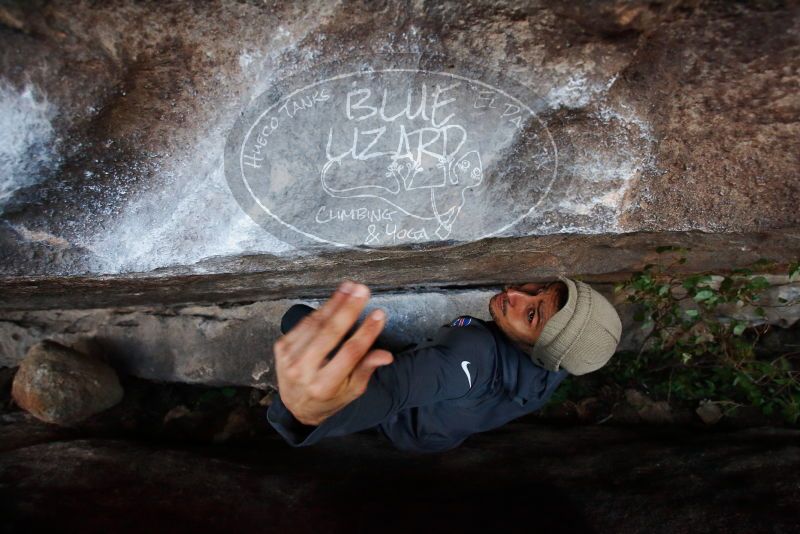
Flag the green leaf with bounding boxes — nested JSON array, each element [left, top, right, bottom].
[[755, 307, 766, 317], [694, 290, 714, 302], [733, 323, 747, 336], [682, 276, 698, 290], [683, 274, 712, 290], [658, 284, 670, 297], [685, 309, 699, 319], [789, 262, 800, 282], [749, 276, 770, 291]]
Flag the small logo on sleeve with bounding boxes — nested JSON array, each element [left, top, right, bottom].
[[450, 316, 473, 327]]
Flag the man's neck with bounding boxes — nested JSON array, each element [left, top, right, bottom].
[[487, 320, 534, 354]]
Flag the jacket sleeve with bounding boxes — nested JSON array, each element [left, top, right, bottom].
[[266, 322, 497, 447]]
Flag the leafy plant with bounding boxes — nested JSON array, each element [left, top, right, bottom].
[[613, 250, 800, 424]]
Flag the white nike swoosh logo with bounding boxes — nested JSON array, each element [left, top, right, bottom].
[[461, 361, 472, 389]]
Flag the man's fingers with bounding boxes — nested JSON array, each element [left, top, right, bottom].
[[300, 283, 371, 369], [349, 349, 394, 396], [279, 281, 354, 351], [318, 308, 387, 385]]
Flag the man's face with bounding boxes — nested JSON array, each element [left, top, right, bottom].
[[489, 282, 567, 349]]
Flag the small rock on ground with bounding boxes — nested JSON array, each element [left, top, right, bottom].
[[11, 341, 123, 426]]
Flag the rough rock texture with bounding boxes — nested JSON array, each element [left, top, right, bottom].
[[1, 230, 799, 311], [0, 290, 503, 387], [0, 1, 798, 387], [0, 0, 797, 277], [11, 340, 123, 425], [1, 421, 798, 533], [2, 279, 797, 387]]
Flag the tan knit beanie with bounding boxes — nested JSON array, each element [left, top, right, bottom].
[[529, 276, 622, 375]]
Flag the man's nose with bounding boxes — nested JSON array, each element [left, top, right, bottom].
[[506, 288, 528, 307]]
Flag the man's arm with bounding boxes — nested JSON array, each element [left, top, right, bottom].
[[267, 332, 495, 446], [269, 281, 394, 427], [268, 317, 496, 447]]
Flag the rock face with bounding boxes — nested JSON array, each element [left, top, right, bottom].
[[1, 279, 797, 388], [0, 0, 797, 277], [0, 290, 500, 387], [1, 230, 799, 311], [11, 341, 123, 425], [1, 422, 799, 533], [0, 1, 798, 388]]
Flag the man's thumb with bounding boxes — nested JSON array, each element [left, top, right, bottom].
[[351, 349, 393, 387], [366, 349, 393, 367]]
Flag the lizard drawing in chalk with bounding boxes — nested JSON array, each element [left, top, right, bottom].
[[320, 123, 484, 240]]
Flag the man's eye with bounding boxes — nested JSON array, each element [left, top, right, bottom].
[[528, 309, 536, 322]]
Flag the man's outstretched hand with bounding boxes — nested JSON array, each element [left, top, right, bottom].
[[273, 281, 394, 426]]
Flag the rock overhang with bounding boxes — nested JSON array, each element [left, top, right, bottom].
[[0, 1, 798, 390], [0, 0, 796, 283]]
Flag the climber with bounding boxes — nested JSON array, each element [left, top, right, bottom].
[[267, 277, 622, 453]]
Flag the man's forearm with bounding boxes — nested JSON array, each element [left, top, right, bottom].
[[268, 330, 494, 447], [270, 282, 395, 440], [267, 367, 395, 446]]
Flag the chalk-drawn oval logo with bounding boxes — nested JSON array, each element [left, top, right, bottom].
[[225, 55, 557, 249]]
